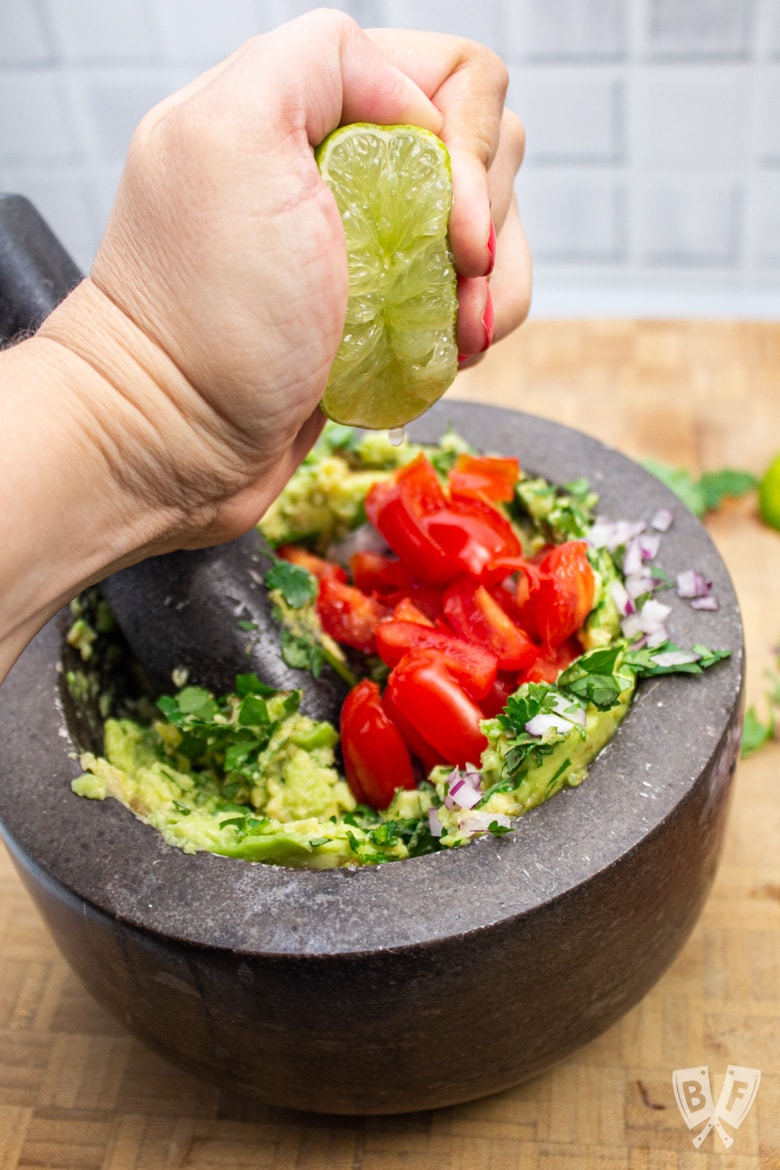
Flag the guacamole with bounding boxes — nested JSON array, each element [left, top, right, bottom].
[[71, 423, 723, 867]]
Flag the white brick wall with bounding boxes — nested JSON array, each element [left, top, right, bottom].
[[1, 0, 778, 317]]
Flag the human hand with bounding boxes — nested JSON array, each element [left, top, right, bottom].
[[40, 9, 530, 550], [1, 10, 531, 680]]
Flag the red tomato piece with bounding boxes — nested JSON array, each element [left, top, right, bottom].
[[382, 686, 444, 773], [340, 680, 416, 809], [349, 551, 412, 597], [425, 495, 522, 577], [375, 621, 498, 700], [442, 576, 539, 673], [277, 545, 347, 581], [365, 453, 448, 525], [367, 494, 456, 585], [316, 578, 389, 654], [390, 598, 436, 626], [387, 650, 488, 767], [447, 453, 520, 502], [521, 541, 596, 650]]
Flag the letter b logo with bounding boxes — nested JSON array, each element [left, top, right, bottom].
[[683, 1078, 708, 1113]]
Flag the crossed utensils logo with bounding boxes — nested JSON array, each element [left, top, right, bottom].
[[672, 1065, 761, 1149]]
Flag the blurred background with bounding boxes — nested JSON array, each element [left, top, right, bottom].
[[1, 0, 779, 318]]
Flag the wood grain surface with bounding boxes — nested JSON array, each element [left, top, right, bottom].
[[2, 319, 779, 1169]]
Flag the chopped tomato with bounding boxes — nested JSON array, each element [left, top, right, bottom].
[[375, 621, 498, 700], [366, 454, 523, 584], [349, 551, 411, 597], [367, 494, 456, 585], [520, 541, 596, 650], [277, 544, 347, 581], [442, 576, 539, 673], [447, 453, 520, 502], [382, 686, 443, 773], [316, 578, 389, 654], [387, 651, 488, 767], [426, 494, 522, 576], [340, 680, 416, 809], [390, 597, 436, 626]]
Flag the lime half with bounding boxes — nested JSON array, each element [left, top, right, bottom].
[[316, 123, 458, 430], [759, 452, 780, 531]]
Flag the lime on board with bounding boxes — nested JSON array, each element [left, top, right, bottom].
[[759, 453, 780, 531], [316, 123, 458, 430]]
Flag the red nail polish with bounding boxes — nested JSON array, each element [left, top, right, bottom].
[[485, 219, 496, 276], [481, 288, 494, 352]]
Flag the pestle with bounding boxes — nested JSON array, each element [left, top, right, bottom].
[[0, 194, 348, 723]]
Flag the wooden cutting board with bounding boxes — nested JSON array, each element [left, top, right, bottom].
[[2, 319, 779, 1169]]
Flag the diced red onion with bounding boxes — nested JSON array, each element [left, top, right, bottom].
[[625, 573, 658, 600], [650, 508, 674, 532], [549, 693, 587, 726], [620, 611, 647, 640], [691, 595, 720, 611], [676, 569, 712, 599], [445, 769, 482, 810], [646, 628, 668, 649], [621, 597, 671, 642], [652, 648, 701, 668], [610, 579, 635, 616], [428, 808, 443, 838], [622, 537, 645, 577], [637, 598, 672, 627], [639, 532, 662, 561], [525, 711, 577, 738], [588, 518, 647, 552], [458, 811, 512, 836]]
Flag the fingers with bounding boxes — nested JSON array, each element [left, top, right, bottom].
[[488, 198, 532, 343], [456, 197, 531, 363], [365, 29, 512, 277]]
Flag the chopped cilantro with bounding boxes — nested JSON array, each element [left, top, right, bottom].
[[558, 646, 627, 710], [623, 641, 731, 678], [279, 628, 325, 678], [264, 560, 318, 609]]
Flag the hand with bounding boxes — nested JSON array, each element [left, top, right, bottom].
[[1, 9, 530, 679]]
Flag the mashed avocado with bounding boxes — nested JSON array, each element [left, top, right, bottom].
[[71, 424, 720, 867]]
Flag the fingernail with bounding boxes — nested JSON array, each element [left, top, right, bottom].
[[481, 288, 494, 352], [485, 219, 496, 276]]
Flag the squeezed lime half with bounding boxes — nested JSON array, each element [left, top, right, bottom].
[[316, 123, 458, 430]]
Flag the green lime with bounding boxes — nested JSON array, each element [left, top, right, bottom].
[[759, 453, 780, 531], [316, 123, 458, 430]]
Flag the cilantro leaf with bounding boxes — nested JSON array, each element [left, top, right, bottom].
[[642, 459, 757, 518], [558, 646, 626, 709], [235, 673, 277, 698], [741, 707, 773, 758], [279, 629, 325, 678], [623, 641, 731, 678], [699, 469, 759, 512], [264, 560, 318, 609]]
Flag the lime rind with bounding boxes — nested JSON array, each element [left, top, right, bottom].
[[316, 123, 458, 430]]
